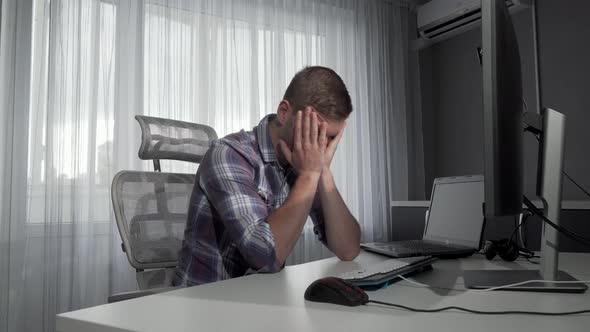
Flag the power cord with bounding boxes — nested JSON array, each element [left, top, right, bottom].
[[493, 209, 536, 260], [513, 214, 522, 246], [396, 275, 588, 293], [367, 300, 590, 316], [523, 196, 590, 247], [519, 212, 531, 249], [563, 170, 590, 199], [387, 276, 590, 315], [522, 124, 590, 199], [510, 209, 533, 248]]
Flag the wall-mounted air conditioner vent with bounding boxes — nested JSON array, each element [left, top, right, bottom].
[[416, 0, 530, 49]]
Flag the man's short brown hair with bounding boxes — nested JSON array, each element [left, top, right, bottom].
[[283, 66, 352, 120]]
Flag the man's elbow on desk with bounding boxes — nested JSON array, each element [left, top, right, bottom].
[[246, 250, 283, 273], [238, 229, 284, 273], [327, 223, 362, 261], [333, 244, 361, 261]]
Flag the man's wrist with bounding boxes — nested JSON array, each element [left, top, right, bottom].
[[319, 168, 336, 192], [298, 170, 322, 183]]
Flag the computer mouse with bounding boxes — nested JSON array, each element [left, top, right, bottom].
[[304, 277, 369, 307]]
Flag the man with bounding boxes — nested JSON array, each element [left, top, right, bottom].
[[174, 66, 361, 286]]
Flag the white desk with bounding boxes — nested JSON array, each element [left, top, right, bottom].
[[57, 252, 590, 332]]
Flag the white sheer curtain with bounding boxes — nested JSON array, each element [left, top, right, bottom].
[[0, 0, 421, 331], [2, 1, 137, 332]]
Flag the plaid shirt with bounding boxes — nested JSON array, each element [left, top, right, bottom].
[[174, 114, 327, 286]]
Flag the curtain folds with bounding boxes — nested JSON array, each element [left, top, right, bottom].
[[0, 0, 423, 331]]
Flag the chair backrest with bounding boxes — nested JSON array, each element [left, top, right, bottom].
[[111, 170, 195, 270], [135, 115, 218, 169]]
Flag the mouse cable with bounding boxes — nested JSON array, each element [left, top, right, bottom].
[[367, 300, 590, 316], [396, 275, 590, 293]]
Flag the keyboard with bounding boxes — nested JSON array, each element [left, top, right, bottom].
[[361, 240, 476, 258], [375, 240, 454, 252], [337, 256, 436, 284]]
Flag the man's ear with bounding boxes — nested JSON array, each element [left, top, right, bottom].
[[276, 100, 292, 126]]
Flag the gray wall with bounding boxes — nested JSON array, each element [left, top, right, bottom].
[[419, 0, 590, 200]]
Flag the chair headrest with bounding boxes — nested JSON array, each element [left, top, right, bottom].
[[135, 115, 218, 163]]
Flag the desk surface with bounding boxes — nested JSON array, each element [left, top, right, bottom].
[[57, 252, 590, 332]]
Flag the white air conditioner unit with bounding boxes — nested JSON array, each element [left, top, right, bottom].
[[416, 0, 531, 49]]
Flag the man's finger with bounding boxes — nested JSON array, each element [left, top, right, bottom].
[[278, 139, 293, 165], [294, 110, 302, 151], [310, 112, 319, 145], [303, 108, 311, 147], [318, 122, 328, 151]]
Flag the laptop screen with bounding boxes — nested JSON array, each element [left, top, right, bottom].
[[423, 178, 484, 249]]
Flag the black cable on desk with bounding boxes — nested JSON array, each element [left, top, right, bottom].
[[367, 300, 590, 316]]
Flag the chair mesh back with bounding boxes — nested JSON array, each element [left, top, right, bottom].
[[112, 171, 195, 269], [135, 115, 217, 163]]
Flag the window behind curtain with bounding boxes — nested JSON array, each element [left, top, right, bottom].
[[143, 1, 325, 173], [27, 0, 116, 224], [26, 0, 342, 222]]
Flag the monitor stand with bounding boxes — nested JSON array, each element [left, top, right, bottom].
[[464, 108, 587, 293], [464, 270, 585, 293]]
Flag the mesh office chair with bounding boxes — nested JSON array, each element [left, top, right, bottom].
[[109, 115, 217, 302]]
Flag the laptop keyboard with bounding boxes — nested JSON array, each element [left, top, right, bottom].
[[374, 240, 457, 253], [337, 256, 432, 281], [395, 240, 453, 251]]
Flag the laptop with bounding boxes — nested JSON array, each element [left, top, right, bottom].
[[361, 175, 485, 258]]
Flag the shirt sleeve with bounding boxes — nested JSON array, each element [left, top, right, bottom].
[[309, 192, 328, 247], [199, 141, 281, 273]]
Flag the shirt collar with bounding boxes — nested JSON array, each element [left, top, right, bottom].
[[255, 114, 278, 163]]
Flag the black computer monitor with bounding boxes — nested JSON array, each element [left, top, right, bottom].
[[463, 0, 586, 293], [481, 0, 523, 218]]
